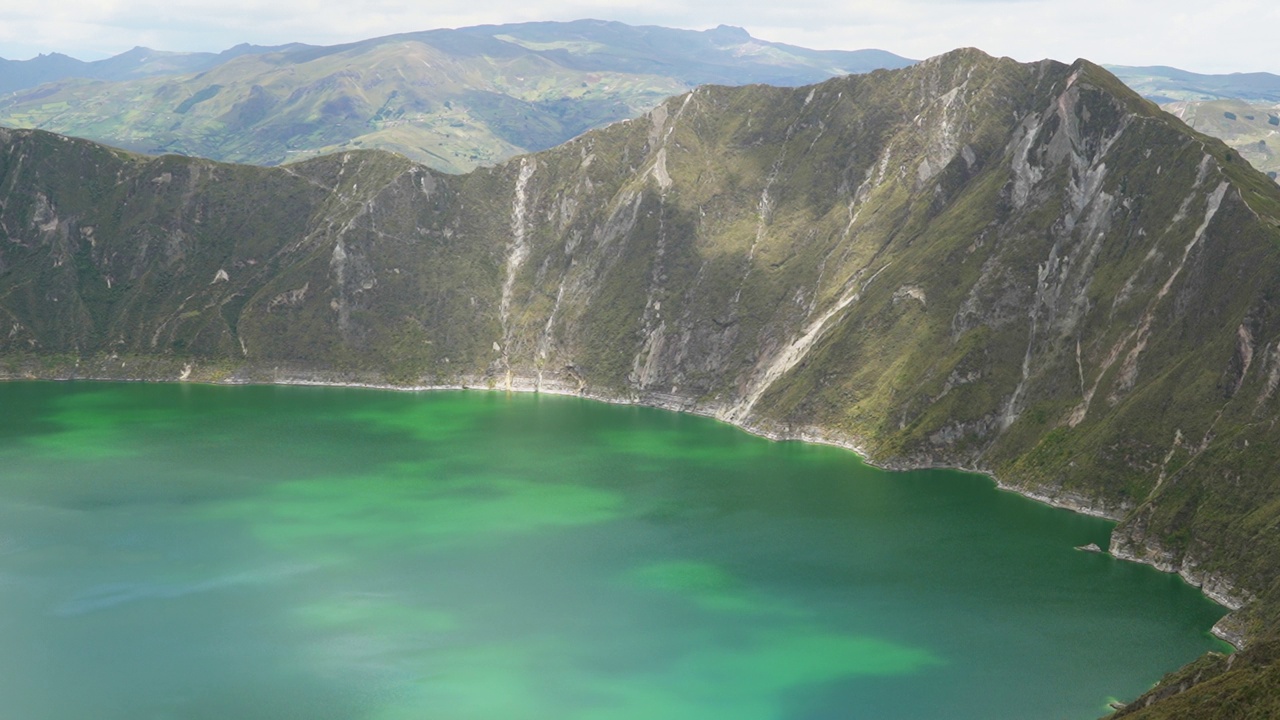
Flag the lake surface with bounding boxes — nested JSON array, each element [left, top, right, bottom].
[[0, 382, 1228, 719]]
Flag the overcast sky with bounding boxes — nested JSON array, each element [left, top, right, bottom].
[[2, 0, 1276, 74]]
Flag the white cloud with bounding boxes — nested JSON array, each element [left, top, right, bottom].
[[0, 0, 1276, 74]]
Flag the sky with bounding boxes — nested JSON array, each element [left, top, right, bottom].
[[1, 0, 1277, 74]]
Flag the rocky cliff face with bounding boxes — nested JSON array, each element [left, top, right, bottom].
[[5, 48, 1280, 713]]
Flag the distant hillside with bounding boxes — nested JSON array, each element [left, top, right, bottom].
[[0, 20, 913, 173], [1164, 99, 1280, 180], [1107, 65, 1280, 103], [0, 43, 308, 94]]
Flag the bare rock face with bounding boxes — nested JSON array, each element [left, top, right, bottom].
[[5, 48, 1280, 713]]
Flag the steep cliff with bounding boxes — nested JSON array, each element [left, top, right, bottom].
[[4, 48, 1280, 714]]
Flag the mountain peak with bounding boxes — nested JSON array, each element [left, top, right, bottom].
[[707, 24, 752, 41]]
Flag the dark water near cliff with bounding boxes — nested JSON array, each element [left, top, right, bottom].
[[0, 382, 1228, 719]]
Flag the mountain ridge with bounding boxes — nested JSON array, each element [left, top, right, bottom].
[[0, 42, 311, 94]]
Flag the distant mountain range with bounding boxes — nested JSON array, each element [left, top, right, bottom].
[[0, 21, 913, 172], [0, 43, 309, 95], [1106, 65, 1280, 103]]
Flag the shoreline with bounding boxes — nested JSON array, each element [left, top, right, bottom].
[[3, 366, 1249, 649]]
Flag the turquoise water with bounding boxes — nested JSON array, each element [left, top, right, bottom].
[[0, 382, 1228, 719]]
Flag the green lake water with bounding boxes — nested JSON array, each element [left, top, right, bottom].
[[0, 382, 1228, 719]]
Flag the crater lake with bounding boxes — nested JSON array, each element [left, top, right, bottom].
[[0, 382, 1229, 719]]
